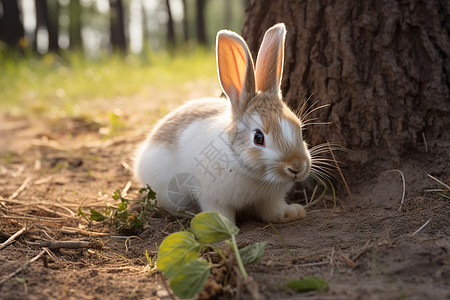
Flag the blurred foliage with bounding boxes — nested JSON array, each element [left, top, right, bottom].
[[0, 46, 217, 118]]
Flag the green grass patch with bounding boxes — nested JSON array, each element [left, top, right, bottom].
[[0, 48, 217, 118]]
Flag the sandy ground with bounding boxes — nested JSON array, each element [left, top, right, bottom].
[[0, 111, 449, 300]]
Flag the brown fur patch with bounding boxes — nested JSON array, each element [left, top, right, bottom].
[[149, 99, 227, 147], [246, 92, 283, 134]]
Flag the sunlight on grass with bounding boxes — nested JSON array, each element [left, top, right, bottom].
[[0, 49, 219, 123]]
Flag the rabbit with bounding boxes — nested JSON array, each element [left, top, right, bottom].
[[134, 23, 311, 224]]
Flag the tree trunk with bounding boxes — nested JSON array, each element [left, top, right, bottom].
[[181, 0, 189, 43], [0, 0, 25, 48], [109, 0, 126, 52], [165, 0, 176, 48], [242, 0, 450, 162], [195, 0, 207, 45], [69, 0, 83, 49], [46, 0, 59, 52], [34, 0, 59, 53]]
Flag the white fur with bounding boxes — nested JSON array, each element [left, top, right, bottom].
[[134, 23, 309, 224], [280, 118, 296, 145], [135, 101, 293, 222]]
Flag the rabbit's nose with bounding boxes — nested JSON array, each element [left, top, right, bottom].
[[286, 167, 299, 175]]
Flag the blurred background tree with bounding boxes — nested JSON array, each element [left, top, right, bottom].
[[0, 0, 246, 56], [0, 0, 25, 49]]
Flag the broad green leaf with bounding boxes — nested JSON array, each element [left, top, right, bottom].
[[191, 212, 239, 243], [156, 231, 201, 278], [286, 276, 329, 292], [239, 242, 267, 265], [170, 258, 211, 299], [89, 209, 107, 221]]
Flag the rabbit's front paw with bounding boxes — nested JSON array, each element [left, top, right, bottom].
[[274, 204, 306, 223]]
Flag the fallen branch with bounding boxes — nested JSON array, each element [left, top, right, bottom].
[[36, 240, 103, 250], [0, 249, 47, 285], [0, 227, 27, 250]]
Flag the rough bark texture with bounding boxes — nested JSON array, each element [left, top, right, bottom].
[[242, 0, 450, 161]]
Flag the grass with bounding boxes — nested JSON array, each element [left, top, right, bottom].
[[0, 48, 218, 119]]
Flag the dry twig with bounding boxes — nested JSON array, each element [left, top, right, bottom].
[[121, 181, 132, 197], [0, 249, 47, 285], [61, 227, 117, 237], [125, 236, 142, 252], [386, 169, 406, 211], [427, 174, 450, 191], [411, 218, 432, 236], [341, 254, 356, 268], [36, 240, 103, 250], [159, 272, 176, 300], [0, 226, 27, 250], [8, 176, 32, 200]]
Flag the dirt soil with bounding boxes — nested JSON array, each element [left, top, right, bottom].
[[0, 112, 449, 300]]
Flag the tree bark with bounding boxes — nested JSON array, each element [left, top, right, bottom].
[[109, 0, 126, 52], [0, 0, 25, 48], [242, 0, 450, 162]]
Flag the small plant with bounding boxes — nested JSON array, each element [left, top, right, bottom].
[[78, 185, 157, 234], [156, 212, 267, 299]]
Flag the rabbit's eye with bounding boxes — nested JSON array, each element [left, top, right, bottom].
[[253, 130, 265, 146]]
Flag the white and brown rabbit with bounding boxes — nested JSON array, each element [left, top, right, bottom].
[[134, 23, 311, 224]]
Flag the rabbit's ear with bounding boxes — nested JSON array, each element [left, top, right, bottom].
[[216, 30, 256, 115], [255, 23, 286, 93]]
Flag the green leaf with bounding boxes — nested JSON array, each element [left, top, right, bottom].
[[140, 184, 156, 200], [286, 276, 329, 292], [145, 250, 152, 265], [170, 258, 211, 299], [190, 212, 239, 243], [89, 209, 107, 221], [77, 207, 86, 217], [117, 200, 128, 211], [112, 189, 121, 200], [239, 242, 267, 265], [156, 232, 201, 278]]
